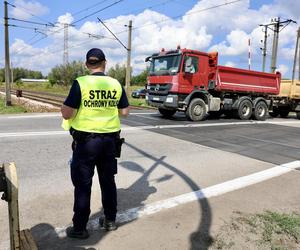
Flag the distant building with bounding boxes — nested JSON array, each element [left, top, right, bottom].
[[20, 78, 48, 83]]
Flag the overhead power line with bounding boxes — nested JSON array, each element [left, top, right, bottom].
[[71, 0, 111, 17], [71, 0, 124, 26], [6, 1, 55, 26], [11, 0, 125, 53], [8, 24, 50, 33], [101, 0, 176, 27], [98, 18, 128, 50], [117, 0, 245, 34], [8, 17, 55, 27]]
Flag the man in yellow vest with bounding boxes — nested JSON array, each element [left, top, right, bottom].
[[61, 48, 129, 239]]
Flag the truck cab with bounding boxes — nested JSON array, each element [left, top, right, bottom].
[[146, 49, 208, 104], [146, 48, 218, 120]]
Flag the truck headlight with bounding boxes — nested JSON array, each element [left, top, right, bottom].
[[166, 97, 174, 103]]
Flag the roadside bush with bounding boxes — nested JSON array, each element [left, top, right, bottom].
[[48, 61, 89, 86]]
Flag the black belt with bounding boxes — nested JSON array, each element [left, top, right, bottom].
[[70, 128, 119, 141]]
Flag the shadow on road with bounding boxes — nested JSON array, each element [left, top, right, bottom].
[[31, 158, 158, 249], [124, 142, 213, 250], [31, 142, 212, 249]]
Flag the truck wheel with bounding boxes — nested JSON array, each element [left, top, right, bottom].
[[253, 101, 268, 121], [158, 108, 176, 118], [186, 98, 207, 121], [237, 99, 253, 120], [279, 110, 289, 118]]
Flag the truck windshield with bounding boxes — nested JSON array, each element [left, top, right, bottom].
[[149, 55, 181, 76]]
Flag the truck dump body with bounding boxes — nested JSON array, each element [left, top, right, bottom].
[[277, 80, 300, 99], [214, 66, 281, 95]]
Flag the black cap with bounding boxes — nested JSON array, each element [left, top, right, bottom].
[[86, 48, 106, 64]]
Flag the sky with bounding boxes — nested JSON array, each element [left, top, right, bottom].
[[0, 0, 299, 77]]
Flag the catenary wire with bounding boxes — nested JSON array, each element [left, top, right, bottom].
[[116, 0, 245, 34]]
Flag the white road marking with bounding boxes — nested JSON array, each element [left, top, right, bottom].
[[5, 114, 61, 119], [0, 120, 300, 138], [132, 114, 162, 121], [53, 160, 300, 238], [0, 112, 157, 119], [0, 131, 67, 138], [130, 112, 157, 115]]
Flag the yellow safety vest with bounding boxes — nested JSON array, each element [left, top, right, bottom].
[[62, 75, 122, 133]]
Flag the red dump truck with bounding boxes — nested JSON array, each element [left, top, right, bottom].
[[145, 48, 281, 121]]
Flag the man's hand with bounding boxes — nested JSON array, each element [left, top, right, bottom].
[[61, 104, 77, 119], [119, 107, 129, 117]]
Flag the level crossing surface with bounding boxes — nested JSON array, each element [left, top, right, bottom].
[[0, 110, 299, 249]]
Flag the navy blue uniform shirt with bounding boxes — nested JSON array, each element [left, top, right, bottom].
[[64, 72, 129, 109]]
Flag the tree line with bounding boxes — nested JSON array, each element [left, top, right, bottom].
[[0, 61, 148, 86], [0, 67, 44, 82], [48, 61, 148, 86]]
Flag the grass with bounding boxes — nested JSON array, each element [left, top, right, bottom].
[[212, 211, 300, 249], [0, 96, 28, 114], [14, 82, 70, 95], [257, 211, 300, 244]]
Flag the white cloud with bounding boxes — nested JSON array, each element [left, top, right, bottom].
[[209, 30, 249, 56], [277, 64, 289, 76], [11, 0, 49, 20], [225, 61, 236, 67], [57, 13, 74, 25]]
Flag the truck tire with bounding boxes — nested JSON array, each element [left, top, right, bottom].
[[253, 101, 268, 121], [237, 99, 253, 120], [186, 98, 207, 121], [158, 108, 176, 118], [279, 110, 289, 118]]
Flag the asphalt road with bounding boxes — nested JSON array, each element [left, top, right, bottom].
[[0, 110, 300, 249]]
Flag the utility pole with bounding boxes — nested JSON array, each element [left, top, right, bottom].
[[259, 24, 268, 72], [270, 17, 280, 73], [11, 62, 13, 84], [125, 20, 132, 92], [4, 1, 12, 106], [270, 17, 296, 73], [97, 18, 132, 92], [292, 27, 300, 81], [260, 18, 296, 73], [63, 23, 69, 65]]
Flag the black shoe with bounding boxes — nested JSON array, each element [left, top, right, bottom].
[[66, 226, 89, 239], [99, 218, 118, 231]]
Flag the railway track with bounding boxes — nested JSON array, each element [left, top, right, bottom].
[[1, 88, 151, 110], [1, 89, 66, 107]]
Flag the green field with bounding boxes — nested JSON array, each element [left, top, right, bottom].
[[0, 82, 149, 108]]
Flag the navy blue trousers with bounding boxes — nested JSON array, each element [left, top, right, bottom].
[[70, 135, 117, 231]]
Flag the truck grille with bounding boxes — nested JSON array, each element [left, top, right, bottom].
[[147, 83, 172, 95]]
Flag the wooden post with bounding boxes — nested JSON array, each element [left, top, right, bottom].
[[4, 163, 21, 250], [1, 163, 38, 250]]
